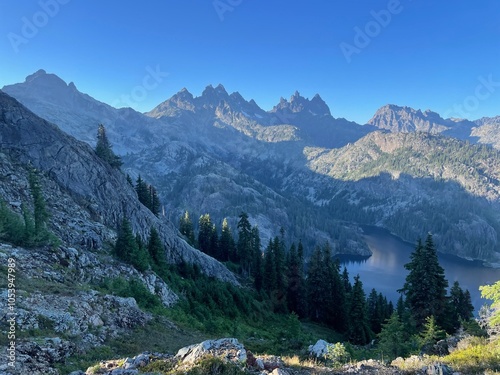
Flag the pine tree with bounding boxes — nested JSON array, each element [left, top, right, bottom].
[[198, 214, 214, 256], [378, 312, 411, 360], [115, 218, 149, 272], [448, 281, 474, 331], [179, 211, 195, 245], [400, 234, 449, 330], [287, 243, 305, 316], [348, 275, 372, 344], [237, 212, 253, 275], [219, 218, 235, 262], [135, 176, 150, 208], [263, 239, 277, 294], [148, 227, 166, 269], [251, 226, 263, 292], [273, 234, 287, 312], [419, 316, 446, 350], [95, 124, 122, 168], [149, 185, 161, 216]]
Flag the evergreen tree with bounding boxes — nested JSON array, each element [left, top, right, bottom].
[[348, 275, 372, 344], [219, 218, 235, 262], [306, 243, 347, 331], [115, 218, 149, 271], [306, 245, 324, 322], [400, 234, 449, 330], [273, 234, 287, 312], [251, 226, 263, 292], [448, 281, 474, 330], [342, 266, 352, 295], [286, 243, 306, 317], [368, 289, 382, 334], [419, 315, 446, 350], [148, 227, 166, 269], [179, 211, 195, 245], [263, 239, 277, 295], [95, 124, 122, 168], [126, 174, 133, 186], [237, 212, 253, 274], [135, 176, 150, 207], [198, 214, 214, 256], [378, 312, 411, 361], [149, 185, 161, 216]]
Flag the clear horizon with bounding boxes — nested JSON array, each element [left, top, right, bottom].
[[1, 1, 499, 123]]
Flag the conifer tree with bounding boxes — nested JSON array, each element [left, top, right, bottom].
[[263, 239, 277, 294], [378, 312, 411, 360], [198, 214, 214, 256], [237, 212, 253, 274], [287, 242, 306, 317], [219, 218, 235, 261], [115, 218, 149, 271], [179, 211, 195, 245], [348, 275, 372, 344], [148, 227, 166, 269], [449, 281, 474, 330], [400, 234, 448, 329], [251, 226, 263, 292], [149, 185, 161, 216], [95, 124, 122, 168]]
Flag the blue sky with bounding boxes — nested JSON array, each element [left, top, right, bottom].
[[0, 0, 499, 123]]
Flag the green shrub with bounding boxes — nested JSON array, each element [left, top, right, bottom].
[[443, 337, 500, 373], [180, 357, 246, 375]]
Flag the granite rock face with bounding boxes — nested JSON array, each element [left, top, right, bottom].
[[0, 91, 237, 284]]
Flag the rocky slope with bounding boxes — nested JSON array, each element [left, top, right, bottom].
[[0, 90, 237, 283]]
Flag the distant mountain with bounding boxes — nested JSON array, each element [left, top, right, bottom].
[[4, 70, 500, 263], [3, 70, 371, 256]]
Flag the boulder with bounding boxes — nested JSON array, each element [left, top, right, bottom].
[[175, 338, 246, 364], [308, 339, 330, 358]]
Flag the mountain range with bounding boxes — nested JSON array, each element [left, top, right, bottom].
[[3, 69, 500, 263]]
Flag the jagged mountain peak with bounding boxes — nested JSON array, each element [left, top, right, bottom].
[[272, 91, 331, 117]]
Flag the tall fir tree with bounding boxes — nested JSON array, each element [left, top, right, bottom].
[[198, 214, 214, 256], [95, 124, 122, 168], [219, 218, 235, 262], [148, 227, 166, 269], [348, 275, 372, 344], [237, 212, 253, 275], [115, 218, 149, 272], [251, 226, 263, 292], [179, 211, 195, 245], [400, 234, 449, 330], [448, 281, 474, 331]]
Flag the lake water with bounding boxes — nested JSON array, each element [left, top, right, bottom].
[[340, 226, 500, 314]]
